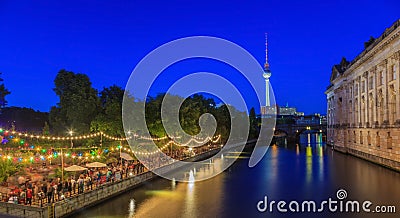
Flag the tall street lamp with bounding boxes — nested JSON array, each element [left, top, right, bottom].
[[69, 130, 74, 148], [61, 148, 64, 182]]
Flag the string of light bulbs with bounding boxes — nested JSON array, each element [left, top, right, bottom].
[[0, 128, 218, 142]]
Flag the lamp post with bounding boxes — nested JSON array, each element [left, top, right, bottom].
[[69, 130, 74, 148], [61, 148, 64, 182], [100, 132, 103, 147], [119, 144, 122, 165]]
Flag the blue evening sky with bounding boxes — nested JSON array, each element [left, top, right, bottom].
[[0, 0, 399, 114]]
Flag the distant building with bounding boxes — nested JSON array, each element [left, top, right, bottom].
[[276, 105, 304, 116], [325, 19, 400, 170], [261, 105, 277, 117], [278, 106, 296, 116], [295, 115, 322, 125]]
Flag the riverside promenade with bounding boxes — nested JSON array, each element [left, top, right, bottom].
[[0, 147, 223, 218]]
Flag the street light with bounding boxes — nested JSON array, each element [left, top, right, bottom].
[[68, 129, 74, 148], [61, 148, 64, 182]]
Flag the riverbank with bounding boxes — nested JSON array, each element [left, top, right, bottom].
[[0, 139, 261, 218], [328, 144, 400, 172], [0, 147, 221, 218]]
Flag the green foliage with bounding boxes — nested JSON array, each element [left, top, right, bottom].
[[50, 167, 72, 180], [0, 72, 11, 109], [0, 107, 48, 132], [47, 70, 256, 147], [91, 85, 126, 137], [249, 107, 258, 139], [49, 70, 100, 135], [43, 122, 50, 135], [143, 93, 251, 143], [0, 160, 21, 183]]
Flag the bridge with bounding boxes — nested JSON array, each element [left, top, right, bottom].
[[274, 123, 327, 142]]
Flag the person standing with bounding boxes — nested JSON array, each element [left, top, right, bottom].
[[47, 182, 54, 204], [77, 176, 84, 194], [20, 189, 26, 204], [63, 180, 69, 197], [41, 182, 47, 204], [57, 179, 62, 200], [67, 179, 72, 197], [33, 183, 39, 202], [71, 177, 76, 195], [26, 187, 32, 206]]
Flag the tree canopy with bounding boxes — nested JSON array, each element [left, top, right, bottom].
[[0, 72, 11, 109], [91, 85, 126, 137], [49, 70, 100, 134], [47, 70, 259, 146]]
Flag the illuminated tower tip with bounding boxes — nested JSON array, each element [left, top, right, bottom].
[[264, 33, 270, 71], [262, 33, 272, 107]]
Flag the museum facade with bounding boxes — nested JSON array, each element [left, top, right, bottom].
[[326, 19, 400, 170]]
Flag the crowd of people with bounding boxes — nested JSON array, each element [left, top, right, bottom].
[[1, 160, 146, 207], [1, 144, 219, 207]]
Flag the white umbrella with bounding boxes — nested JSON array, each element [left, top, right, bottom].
[[64, 165, 87, 172], [86, 162, 107, 168], [120, 152, 134, 161]]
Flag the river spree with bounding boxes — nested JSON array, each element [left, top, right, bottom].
[[73, 143, 400, 218]]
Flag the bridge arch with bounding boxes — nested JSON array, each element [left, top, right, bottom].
[[274, 129, 288, 137]]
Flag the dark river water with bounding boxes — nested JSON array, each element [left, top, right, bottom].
[[73, 143, 400, 218]]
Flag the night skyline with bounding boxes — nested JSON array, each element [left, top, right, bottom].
[[1, 0, 399, 114]]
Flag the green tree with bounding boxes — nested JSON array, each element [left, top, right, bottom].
[[0, 160, 21, 183], [91, 85, 126, 137], [43, 121, 50, 135], [145, 94, 221, 139], [0, 72, 11, 109], [49, 70, 100, 134], [249, 107, 258, 139]]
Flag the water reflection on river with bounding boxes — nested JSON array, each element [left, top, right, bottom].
[[73, 143, 400, 218]]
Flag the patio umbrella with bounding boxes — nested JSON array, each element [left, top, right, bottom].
[[120, 152, 134, 161], [64, 165, 87, 172], [86, 162, 107, 168]]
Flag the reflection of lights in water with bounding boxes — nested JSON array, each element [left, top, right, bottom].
[[318, 145, 324, 181], [189, 170, 195, 182], [296, 144, 300, 155], [172, 178, 176, 190], [316, 144, 323, 156], [188, 170, 195, 189], [184, 170, 196, 218], [128, 199, 135, 217], [306, 146, 312, 157], [306, 148, 312, 184], [221, 154, 224, 159]]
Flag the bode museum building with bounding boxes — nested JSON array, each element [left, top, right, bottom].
[[326, 19, 400, 170]]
